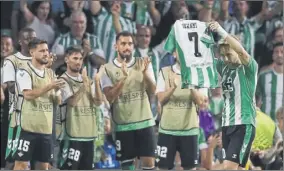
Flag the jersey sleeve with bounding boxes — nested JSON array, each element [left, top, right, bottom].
[[100, 71, 113, 90], [214, 58, 224, 76], [2, 60, 16, 83], [163, 26, 176, 54], [155, 71, 166, 94], [244, 57, 258, 79], [16, 70, 32, 92], [59, 79, 73, 102]]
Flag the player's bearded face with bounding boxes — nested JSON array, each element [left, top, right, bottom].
[[117, 36, 134, 61], [67, 53, 83, 73], [273, 46, 283, 65], [33, 44, 49, 65]]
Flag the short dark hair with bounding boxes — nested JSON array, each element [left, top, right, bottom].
[[273, 42, 283, 50], [1, 34, 12, 40], [65, 45, 83, 57], [19, 27, 35, 37], [28, 38, 47, 50], [116, 31, 133, 42]]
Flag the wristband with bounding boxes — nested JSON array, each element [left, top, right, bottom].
[[217, 26, 228, 39]]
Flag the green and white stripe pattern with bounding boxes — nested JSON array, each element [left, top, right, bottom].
[[256, 69, 283, 121], [120, 1, 153, 26], [164, 20, 218, 88], [53, 32, 103, 77], [224, 17, 261, 58], [216, 58, 258, 127], [94, 7, 137, 62]]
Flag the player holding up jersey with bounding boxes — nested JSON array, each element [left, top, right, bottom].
[[207, 22, 258, 170], [101, 31, 156, 170], [57, 46, 104, 170], [13, 39, 64, 170], [155, 52, 205, 170]]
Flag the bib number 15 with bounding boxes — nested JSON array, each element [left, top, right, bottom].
[[188, 32, 202, 57]]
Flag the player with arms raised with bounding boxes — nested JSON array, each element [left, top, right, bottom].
[[207, 22, 258, 170]]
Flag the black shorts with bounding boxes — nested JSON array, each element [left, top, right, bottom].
[[58, 140, 94, 170], [115, 126, 156, 162], [14, 130, 52, 163], [156, 133, 198, 169], [222, 124, 255, 167], [5, 126, 18, 163]]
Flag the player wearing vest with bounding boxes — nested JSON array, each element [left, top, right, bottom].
[[208, 22, 258, 170], [13, 39, 64, 170], [101, 31, 156, 170], [1, 28, 36, 168], [256, 43, 283, 121], [56, 46, 103, 170], [155, 53, 205, 170]]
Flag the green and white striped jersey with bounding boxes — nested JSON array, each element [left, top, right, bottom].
[[224, 17, 262, 58], [120, 1, 153, 26], [51, 32, 104, 77], [216, 58, 258, 127], [164, 20, 218, 88], [256, 69, 283, 121], [93, 7, 137, 62]]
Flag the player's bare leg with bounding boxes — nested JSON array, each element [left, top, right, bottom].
[[140, 157, 155, 170]]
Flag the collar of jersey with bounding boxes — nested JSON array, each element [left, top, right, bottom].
[[113, 57, 135, 68], [14, 52, 32, 60]]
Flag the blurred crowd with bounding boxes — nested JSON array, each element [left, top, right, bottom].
[[0, 0, 283, 170]]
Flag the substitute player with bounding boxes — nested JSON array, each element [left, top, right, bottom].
[[1, 28, 36, 169], [101, 31, 156, 170], [208, 21, 258, 170], [57, 46, 104, 170], [13, 39, 64, 170], [155, 52, 205, 169]]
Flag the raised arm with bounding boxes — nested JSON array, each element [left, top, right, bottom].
[[156, 71, 177, 105], [20, 0, 35, 24], [147, 1, 161, 26], [88, 0, 102, 16], [208, 22, 251, 65], [101, 62, 128, 103], [17, 70, 65, 100]]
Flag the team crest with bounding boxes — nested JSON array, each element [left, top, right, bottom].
[[115, 72, 120, 77]]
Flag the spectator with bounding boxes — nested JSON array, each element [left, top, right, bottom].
[[260, 27, 284, 70], [19, 0, 56, 47], [52, 10, 104, 75], [150, 0, 189, 48], [256, 43, 283, 121], [221, 0, 269, 58], [54, 0, 95, 34], [250, 107, 283, 170], [1, 35, 14, 65], [89, 1, 136, 62]]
